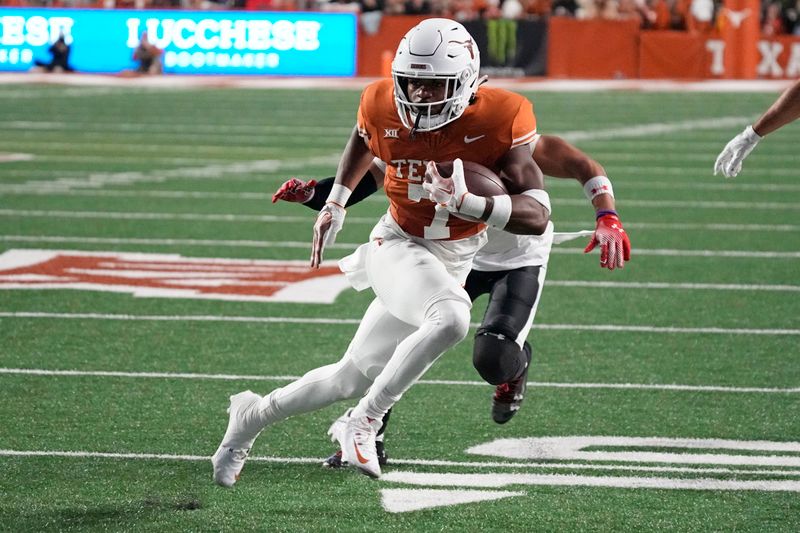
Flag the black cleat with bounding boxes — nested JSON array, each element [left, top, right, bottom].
[[376, 440, 388, 467], [491, 342, 532, 424], [322, 449, 347, 468]]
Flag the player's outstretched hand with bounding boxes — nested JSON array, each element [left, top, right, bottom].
[[272, 178, 317, 203], [311, 202, 345, 268], [584, 212, 631, 270], [714, 126, 761, 178]]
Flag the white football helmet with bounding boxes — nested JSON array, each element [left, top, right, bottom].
[[392, 18, 481, 133]]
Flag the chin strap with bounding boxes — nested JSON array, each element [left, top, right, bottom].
[[409, 111, 423, 140]]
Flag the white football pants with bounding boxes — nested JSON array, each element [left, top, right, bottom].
[[259, 214, 481, 425]]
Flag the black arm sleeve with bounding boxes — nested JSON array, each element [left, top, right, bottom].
[[303, 171, 379, 211]]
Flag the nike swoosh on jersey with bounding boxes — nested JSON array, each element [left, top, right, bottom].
[[464, 134, 486, 144]]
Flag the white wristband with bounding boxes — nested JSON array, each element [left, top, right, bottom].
[[458, 193, 487, 219], [584, 176, 614, 201], [327, 183, 352, 207], [521, 189, 551, 215], [486, 194, 512, 228]]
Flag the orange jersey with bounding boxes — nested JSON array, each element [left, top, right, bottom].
[[357, 79, 537, 241]]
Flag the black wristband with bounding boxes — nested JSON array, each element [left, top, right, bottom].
[[304, 173, 378, 211]]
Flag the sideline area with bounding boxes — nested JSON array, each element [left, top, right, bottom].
[[0, 72, 794, 92]]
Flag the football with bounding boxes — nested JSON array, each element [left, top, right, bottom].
[[434, 160, 507, 197], [434, 160, 507, 222]]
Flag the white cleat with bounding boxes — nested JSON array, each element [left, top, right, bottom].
[[328, 409, 382, 479], [326, 407, 353, 444], [211, 390, 265, 487]]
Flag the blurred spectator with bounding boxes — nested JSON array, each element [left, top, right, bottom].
[[472, 0, 502, 18], [784, 0, 800, 34], [360, 0, 384, 34], [383, 0, 407, 14], [447, 0, 479, 19], [671, 0, 689, 29], [33, 33, 74, 73], [762, 1, 786, 35], [686, 0, 713, 32], [428, 0, 450, 14], [618, 0, 643, 22], [404, 0, 432, 13], [552, 0, 579, 16], [133, 32, 162, 75], [318, 0, 360, 10], [524, 0, 554, 17], [502, 0, 525, 17], [577, 0, 620, 19], [647, 0, 672, 28]]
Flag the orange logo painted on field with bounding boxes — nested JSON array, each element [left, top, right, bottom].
[[0, 249, 351, 304]]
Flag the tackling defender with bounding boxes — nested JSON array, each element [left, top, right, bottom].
[[274, 135, 631, 468]]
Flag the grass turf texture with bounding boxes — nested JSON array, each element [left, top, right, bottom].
[[1, 84, 799, 531]]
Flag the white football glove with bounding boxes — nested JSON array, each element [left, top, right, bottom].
[[714, 125, 762, 178], [422, 158, 487, 220], [310, 202, 345, 268], [423, 159, 462, 208]]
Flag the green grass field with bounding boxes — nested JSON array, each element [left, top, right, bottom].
[[1, 81, 799, 531]]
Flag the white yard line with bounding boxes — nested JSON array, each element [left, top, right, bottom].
[[546, 280, 800, 292], [1, 448, 800, 478], [0, 120, 353, 136], [0, 153, 34, 163], [0, 106, 777, 198], [0, 87, 124, 98], [591, 166, 800, 177], [2, 154, 343, 192], [2, 201, 799, 228], [0, 234, 337, 248], [6, 180, 800, 195], [2, 235, 798, 258], [0, 312, 797, 335], [556, 198, 800, 210], [559, 116, 755, 143], [1, 187, 798, 231], [554, 180, 800, 192], [616, 222, 800, 233], [0, 367, 797, 394], [0, 209, 375, 224]]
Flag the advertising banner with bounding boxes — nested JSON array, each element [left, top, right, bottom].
[[0, 8, 356, 75], [463, 19, 547, 77]]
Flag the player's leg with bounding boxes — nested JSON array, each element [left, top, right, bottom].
[[357, 238, 472, 416], [337, 237, 473, 477], [212, 298, 413, 486], [321, 298, 415, 469], [470, 264, 547, 423]]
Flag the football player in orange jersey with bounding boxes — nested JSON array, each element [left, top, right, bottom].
[[274, 135, 631, 468], [212, 18, 555, 485]]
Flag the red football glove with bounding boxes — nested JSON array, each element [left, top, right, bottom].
[[584, 212, 631, 270], [271, 178, 317, 204]]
